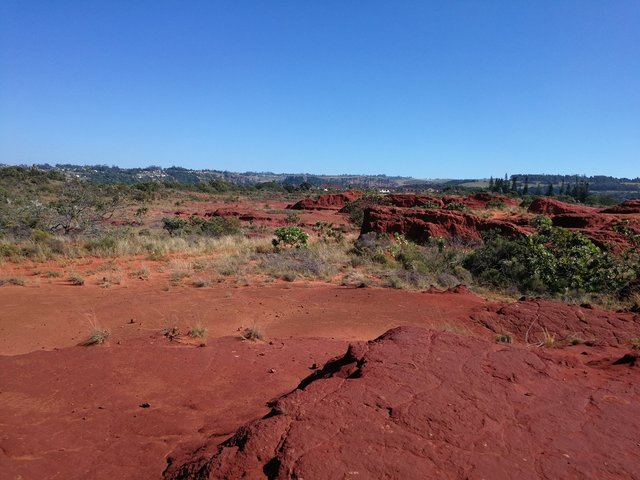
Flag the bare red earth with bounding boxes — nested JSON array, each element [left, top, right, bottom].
[[166, 326, 640, 480]]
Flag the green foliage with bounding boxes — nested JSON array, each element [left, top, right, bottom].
[[486, 200, 506, 210], [272, 226, 309, 249], [312, 221, 344, 243], [285, 211, 301, 224], [444, 202, 469, 212], [162, 216, 188, 236], [464, 225, 636, 296], [188, 216, 241, 237]]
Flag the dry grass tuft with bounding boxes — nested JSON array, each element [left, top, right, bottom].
[[85, 327, 111, 345], [240, 324, 265, 341]]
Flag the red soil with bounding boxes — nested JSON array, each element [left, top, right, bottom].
[[3, 192, 640, 479], [2, 276, 639, 479]]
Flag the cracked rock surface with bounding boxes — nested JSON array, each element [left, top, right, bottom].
[[165, 326, 640, 480]]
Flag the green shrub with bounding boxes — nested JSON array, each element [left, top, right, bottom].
[[444, 202, 469, 212], [85, 235, 117, 255], [312, 221, 344, 243], [272, 226, 309, 249], [486, 200, 505, 210], [189, 216, 241, 237], [464, 226, 635, 296], [162, 217, 187, 236]]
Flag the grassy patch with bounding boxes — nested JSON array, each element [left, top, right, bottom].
[[188, 324, 208, 338], [68, 273, 85, 286], [0, 277, 26, 286]]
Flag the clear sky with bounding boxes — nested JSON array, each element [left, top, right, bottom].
[[1, 1, 638, 178]]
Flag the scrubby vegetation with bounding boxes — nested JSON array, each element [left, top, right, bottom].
[[464, 220, 637, 298], [1, 164, 638, 310]]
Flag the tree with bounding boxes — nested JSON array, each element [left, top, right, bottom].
[[546, 183, 554, 196]]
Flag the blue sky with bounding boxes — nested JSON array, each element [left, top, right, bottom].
[[1, 1, 638, 178]]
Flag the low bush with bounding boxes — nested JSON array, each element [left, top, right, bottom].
[[272, 226, 309, 250], [464, 225, 637, 297]]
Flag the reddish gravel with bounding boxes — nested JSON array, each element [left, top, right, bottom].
[[166, 326, 640, 480]]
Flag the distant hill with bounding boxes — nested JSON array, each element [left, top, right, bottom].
[[1, 164, 638, 200]]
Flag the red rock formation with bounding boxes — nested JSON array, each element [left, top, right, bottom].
[[288, 190, 363, 210], [444, 193, 520, 209], [528, 197, 598, 215], [601, 199, 640, 214], [386, 194, 443, 208], [471, 298, 640, 346], [166, 326, 640, 480], [360, 206, 530, 243]]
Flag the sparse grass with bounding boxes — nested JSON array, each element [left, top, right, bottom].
[[192, 278, 211, 288], [0, 277, 26, 286], [630, 337, 640, 350], [97, 274, 121, 288], [68, 273, 85, 286], [566, 333, 584, 345], [340, 270, 369, 288], [169, 270, 190, 286], [256, 242, 349, 281], [163, 324, 181, 341], [538, 328, 557, 348], [214, 255, 245, 277], [495, 332, 513, 344], [241, 324, 265, 341], [188, 324, 208, 338], [85, 327, 110, 345], [42, 270, 62, 278], [128, 267, 150, 280]]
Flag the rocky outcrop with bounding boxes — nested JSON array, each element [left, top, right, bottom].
[[288, 191, 363, 210], [445, 192, 520, 209], [601, 199, 640, 214], [528, 198, 598, 215], [386, 194, 443, 208], [166, 326, 640, 480], [360, 206, 530, 243], [472, 298, 640, 346]]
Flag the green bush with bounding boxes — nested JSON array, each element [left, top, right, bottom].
[[190, 216, 241, 237], [162, 217, 187, 236], [444, 202, 469, 212], [464, 226, 635, 296], [272, 226, 309, 249]]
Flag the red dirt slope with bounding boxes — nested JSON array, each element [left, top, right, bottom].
[[165, 326, 640, 480]]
